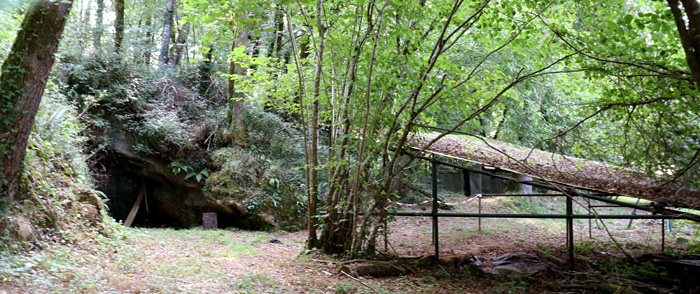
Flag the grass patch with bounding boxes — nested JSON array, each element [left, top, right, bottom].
[[0, 227, 280, 293], [486, 277, 532, 294], [231, 272, 288, 293], [245, 233, 270, 243], [228, 242, 258, 257]]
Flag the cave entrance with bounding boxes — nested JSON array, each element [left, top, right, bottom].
[[98, 164, 181, 228], [97, 159, 262, 229]]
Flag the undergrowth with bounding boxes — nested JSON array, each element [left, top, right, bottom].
[[1, 82, 114, 252]]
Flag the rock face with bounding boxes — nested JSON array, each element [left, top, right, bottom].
[[99, 132, 279, 229]]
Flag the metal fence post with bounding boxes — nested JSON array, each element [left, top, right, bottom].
[[432, 157, 439, 263], [567, 195, 574, 269]]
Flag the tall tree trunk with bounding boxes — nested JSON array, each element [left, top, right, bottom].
[[268, 4, 284, 59], [93, 0, 104, 49], [291, 30, 310, 105], [144, 18, 153, 65], [114, 0, 125, 51], [227, 17, 250, 143], [168, 22, 190, 67], [306, 0, 326, 249], [0, 0, 73, 202], [274, 7, 284, 58], [159, 0, 174, 67], [82, 0, 91, 31]]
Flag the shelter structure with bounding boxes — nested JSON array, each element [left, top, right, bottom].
[[393, 131, 700, 268]]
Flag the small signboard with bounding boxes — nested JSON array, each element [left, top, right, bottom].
[[202, 212, 217, 230]]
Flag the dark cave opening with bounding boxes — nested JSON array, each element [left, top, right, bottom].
[[97, 164, 179, 228], [96, 159, 255, 229]]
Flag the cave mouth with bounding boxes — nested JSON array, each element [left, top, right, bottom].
[[97, 162, 253, 229]]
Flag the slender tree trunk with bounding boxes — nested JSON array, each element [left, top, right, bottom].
[[274, 9, 284, 58], [268, 4, 283, 58], [291, 30, 310, 106], [283, 7, 314, 247], [319, 1, 376, 255], [114, 0, 125, 51], [168, 22, 190, 67], [306, 0, 327, 249], [83, 0, 91, 32], [144, 18, 153, 65], [227, 16, 250, 143], [159, 0, 174, 67], [0, 0, 73, 202], [357, 1, 391, 257], [78, 0, 92, 26], [93, 0, 104, 49]]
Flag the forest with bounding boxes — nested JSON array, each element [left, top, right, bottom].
[[2, 0, 700, 292]]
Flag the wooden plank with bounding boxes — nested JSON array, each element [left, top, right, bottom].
[[124, 187, 145, 227], [142, 179, 149, 213]]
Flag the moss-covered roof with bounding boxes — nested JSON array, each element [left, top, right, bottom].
[[410, 133, 700, 209]]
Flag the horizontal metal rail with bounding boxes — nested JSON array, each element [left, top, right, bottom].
[[481, 193, 566, 197], [386, 212, 693, 220]]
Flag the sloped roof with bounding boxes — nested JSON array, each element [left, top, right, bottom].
[[410, 133, 700, 209]]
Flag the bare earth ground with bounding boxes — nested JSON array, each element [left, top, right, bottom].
[[1, 195, 699, 293], [385, 196, 681, 262]]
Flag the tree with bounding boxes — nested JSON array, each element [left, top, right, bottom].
[[543, 0, 700, 194], [159, 0, 175, 67], [143, 18, 154, 64], [93, 0, 104, 48], [267, 3, 283, 59], [227, 11, 250, 142], [114, 0, 125, 51], [264, 0, 584, 256], [668, 0, 700, 89], [182, 0, 269, 143], [0, 0, 74, 202], [168, 21, 191, 67]]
